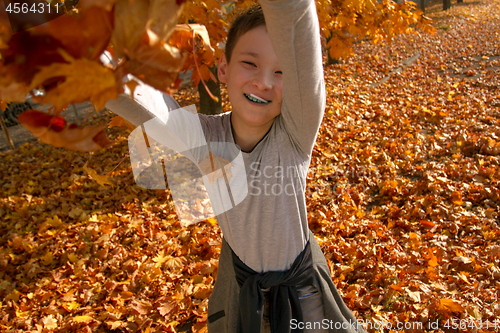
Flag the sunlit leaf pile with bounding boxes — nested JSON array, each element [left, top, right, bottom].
[[1, 0, 499, 332]]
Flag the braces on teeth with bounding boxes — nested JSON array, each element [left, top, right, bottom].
[[248, 94, 269, 103]]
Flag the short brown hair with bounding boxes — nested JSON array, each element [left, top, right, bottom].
[[225, 5, 266, 63]]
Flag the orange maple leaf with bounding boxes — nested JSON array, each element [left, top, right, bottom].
[[111, 0, 186, 94], [29, 51, 118, 111], [438, 299, 464, 313], [31, 6, 113, 61]]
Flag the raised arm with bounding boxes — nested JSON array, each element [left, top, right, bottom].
[[260, 0, 325, 156]]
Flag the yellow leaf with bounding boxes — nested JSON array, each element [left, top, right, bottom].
[[83, 163, 113, 188], [167, 320, 180, 329], [67, 253, 78, 263], [73, 315, 93, 323], [405, 288, 421, 302], [153, 250, 169, 267], [29, 51, 118, 111], [46, 215, 63, 228], [15, 304, 29, 318], [120, 291, 134, 299], [62, 301, 81, 312], [42, 252, 53, 266]]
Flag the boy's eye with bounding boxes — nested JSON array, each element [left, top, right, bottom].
[[275, 71, 282, 75], [242, 61, 256, 67]]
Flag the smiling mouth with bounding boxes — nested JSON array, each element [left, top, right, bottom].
[[244, 93, 271, 104]]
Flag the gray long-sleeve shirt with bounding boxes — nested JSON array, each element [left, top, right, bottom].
[[211, 0, 325, 272]]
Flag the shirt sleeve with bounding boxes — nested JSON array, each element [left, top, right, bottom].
[[259, 0, 326, 157]]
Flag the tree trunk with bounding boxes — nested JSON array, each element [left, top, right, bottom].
[[420, 0, 426, 14], [0, 115, 15, 150], [198, 65, 223, 115], [457, 0, 463, 3], [443, 0, 451, 10]]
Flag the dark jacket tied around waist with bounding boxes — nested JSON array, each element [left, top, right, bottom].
[[232, 241, 315, 333], [207, 231, 368, 333]]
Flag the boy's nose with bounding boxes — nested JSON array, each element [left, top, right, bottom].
[[252, 71, 273, 91]]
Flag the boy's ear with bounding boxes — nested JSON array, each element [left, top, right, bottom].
[[218, 53, 228, 84]]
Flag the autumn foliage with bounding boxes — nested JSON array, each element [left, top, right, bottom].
[[317, 0, 436, 61], [0, 0, 434, 152], [0, 0, 213, 151], [1, 0, 500, 332]]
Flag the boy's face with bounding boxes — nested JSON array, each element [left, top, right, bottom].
[[218, 26, 282, 131]]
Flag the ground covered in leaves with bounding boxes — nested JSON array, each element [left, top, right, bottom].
[[1, 0, 500, 332]]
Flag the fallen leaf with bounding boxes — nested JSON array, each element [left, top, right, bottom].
[[405, 288, 421, 302], [153, 250, 169, 267], [73, 315, 93, 323], [131, 300, 152, 315], [62, 302, 81, 312], [158, 302, 176, 317], [42, 315, 58, 329], [165, 256, 187, 270], [42, 252, 53, 266], [46, 215, 63, 228], [83, 163, 114, 188], [439, 299, 464, 313]]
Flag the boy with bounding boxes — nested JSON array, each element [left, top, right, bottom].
[[204, 1, 366, 332], [106, 0, 367, 331]]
